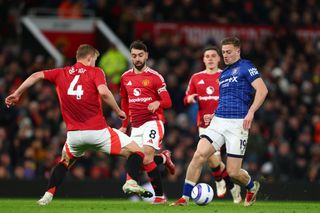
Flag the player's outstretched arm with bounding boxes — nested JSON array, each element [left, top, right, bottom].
[[5, 71, 44, 108], [243, 78, 268, 129], [98, 84, 126, 120]]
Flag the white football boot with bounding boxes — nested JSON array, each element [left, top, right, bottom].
[[122, 179, 153, 198], [230, 184, 242, 204], [215, 179, 227, 198], [37, 192, 53, 206]]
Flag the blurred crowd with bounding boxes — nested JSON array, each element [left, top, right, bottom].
[[0, 0, 320, 184]]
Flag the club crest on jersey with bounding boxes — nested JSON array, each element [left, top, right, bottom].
[[232, 67, 240, 76], [206, 86, 214, 95], [133, 88, 141, 96], [142, 79, 150, 86]]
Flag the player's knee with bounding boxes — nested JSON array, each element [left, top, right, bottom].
[[193, 150, 208, 165], [226, 167, 240, 179], [143, 153, 154, 164], [61, 152, 75, 169], [207, 159, 219, 168]]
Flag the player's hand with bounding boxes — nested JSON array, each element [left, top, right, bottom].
[[119, 127, 127, 133], [5, 93, 20, 108], [148, 101, 160, 113], [117, 110, 127, 120], [203, 114, 214, 126], [243, 110, 254, 130], [187, 94, 198, 104]]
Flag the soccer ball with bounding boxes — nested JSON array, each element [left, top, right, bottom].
[[191, 183, 214, 205]]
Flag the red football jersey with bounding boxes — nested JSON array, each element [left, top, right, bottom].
[[43, 62, 108, 131], [120, 67, 168, 127], [185, 70, 221, 128]]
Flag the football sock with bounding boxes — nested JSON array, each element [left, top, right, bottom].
[[246, 177, 254, 191], [126, 152, 144, 181], [47, 162, 68, 195], [145, 161, 164, 196], [211, 165, 222, 181], [221, 169, 234, 190], [182, 180, 195, 199], [154, 155, 165, 165]]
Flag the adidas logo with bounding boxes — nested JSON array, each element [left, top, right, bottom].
[[127, 81, 132, 85], [198, 80, 204, 84]]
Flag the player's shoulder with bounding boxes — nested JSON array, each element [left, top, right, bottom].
[[146, 67, 165, 81], [194, 70, 207, 76], [92, 66, 104, 73], [190, 70, 206, 79], [240, 59, 256, 68], [121, 69, 134, 78]]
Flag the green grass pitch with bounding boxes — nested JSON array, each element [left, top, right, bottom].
[[0, 199, 319, 213]]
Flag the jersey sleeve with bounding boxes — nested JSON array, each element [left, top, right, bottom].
[[243, 62, 261, 83], [184, 75, 196, 105], [119, 76, 127, 98], [120, 76, 129, 127], [154, 74, 167, 94], [43, 68, 62, 83], [94, 68, 107, 87]]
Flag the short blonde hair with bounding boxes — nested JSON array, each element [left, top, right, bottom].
[[76, 44, 100, 60], [221, 37, 241, 48]]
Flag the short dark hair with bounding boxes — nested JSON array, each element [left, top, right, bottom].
[[129, 40, 148, 52], [76, 44, 99, 60], [221, 36, 241, 48], [203, 45, 221, 56]]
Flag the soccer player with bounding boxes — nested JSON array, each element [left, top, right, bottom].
[[184, 46, 241, 203], [171, 37, 268, 206], [119, 40, 174, 204], [5, 44, 151, 205]]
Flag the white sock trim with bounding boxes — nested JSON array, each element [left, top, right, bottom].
[[185, 179, 196, 186]]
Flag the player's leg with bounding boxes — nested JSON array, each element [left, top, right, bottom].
[[37, 145, 77, 206], [171, 117, 224, 206], [142, 145, 167, 204], [137, 120, 167, 204], [225, 119, 259, 206], [208, 153, 242, 203], [153, 122, 175, 175], [154, 150, 175, 175], [226, 157, 259, 206], [104, 127, 152, 197], [120, 142, 154, 198], [207, 153, 227, 198], [171, 137, 216, 206]]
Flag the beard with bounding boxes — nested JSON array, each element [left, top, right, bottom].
[[133, 61, 146, 71]]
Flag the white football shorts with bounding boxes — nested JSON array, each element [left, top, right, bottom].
[[200, 116, 249, 157], [63, 127, 132, 158], [131, 120, 164, 150]]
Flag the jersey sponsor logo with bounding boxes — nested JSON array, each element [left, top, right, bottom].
[[248, 67, 259, 76], [206, 86, 214, 95], [133, 88, 141, 96], [142, 79, 150, 86], [126, 81, 132, 85], [197, 79, 205, 84], [220, 76, 238, 85], [128, 97, 152, 103], [198, 96, 219, 101]]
